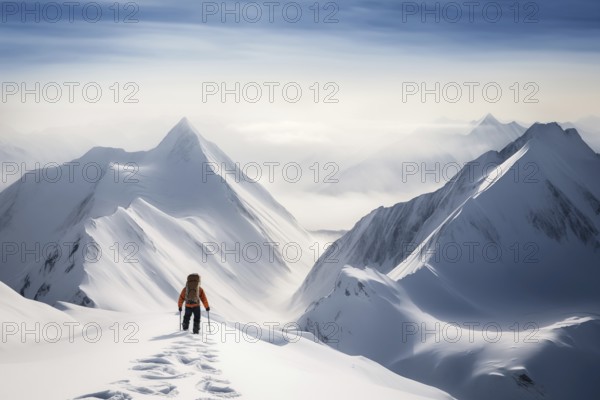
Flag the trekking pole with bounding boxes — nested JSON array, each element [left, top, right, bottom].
[[207, 310, 212, 334], [179, 310, 182, 331]]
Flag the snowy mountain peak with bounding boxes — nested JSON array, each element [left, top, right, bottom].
[[527, 121, 563, 135], [467, 114, 525, 146], [0, 119, 314, 317], [155, 117, 203, 156], [528, 122, 587, 144], [478, 113, 501, 126], [297, 121, 600, 313], [500, 122, 592, 161], [297, 121, 600, 400]]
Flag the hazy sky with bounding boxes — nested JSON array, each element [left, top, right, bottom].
[[1, 0, 599, 229]]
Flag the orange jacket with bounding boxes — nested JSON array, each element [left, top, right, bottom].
[[178, 287, 209, 309]]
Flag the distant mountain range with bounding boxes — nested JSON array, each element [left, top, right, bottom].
[[320, 114, 527, 196]]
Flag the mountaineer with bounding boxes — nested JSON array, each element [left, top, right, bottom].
[[178, 273, 210, 334]]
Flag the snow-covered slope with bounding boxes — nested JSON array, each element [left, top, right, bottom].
[[299, 267, 600, 400], [298, 123, 600, 400], [0, 118, 313, 320], [391, 123, 600, 317], [0, 280, 456, 400], [0, 280, 74, 330]]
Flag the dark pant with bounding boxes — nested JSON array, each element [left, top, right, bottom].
[[182, 306, 201, 333]]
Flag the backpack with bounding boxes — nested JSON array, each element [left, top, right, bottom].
[[185, 273, 201, 304]]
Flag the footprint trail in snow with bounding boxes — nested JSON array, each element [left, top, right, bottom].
[[76, 331, 240, 399]]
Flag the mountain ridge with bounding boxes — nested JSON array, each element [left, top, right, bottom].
[[0, 119, 313, 320], [295, 122, 600, 313], [297, 122, 600, 400]]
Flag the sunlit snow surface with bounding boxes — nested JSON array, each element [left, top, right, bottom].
[[1, 120, 599, 400]]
